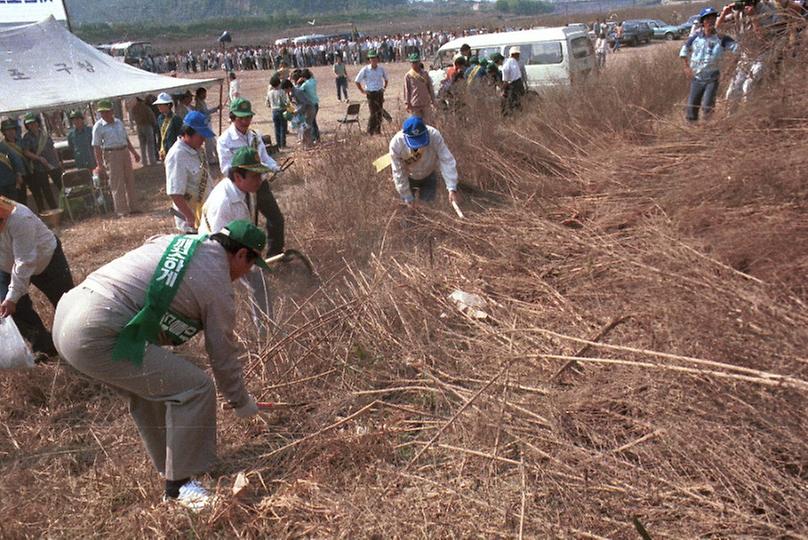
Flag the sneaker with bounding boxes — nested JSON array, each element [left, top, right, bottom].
[[174, 480, 216, 511]]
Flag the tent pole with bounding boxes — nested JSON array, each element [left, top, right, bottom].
[[88, 103, 96, 123], [218, 80, 223, 134]]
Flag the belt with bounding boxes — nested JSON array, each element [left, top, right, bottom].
[[103, 146, 127, 152]]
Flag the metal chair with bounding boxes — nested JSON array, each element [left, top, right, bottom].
[[335, 102, 361, 137], [60, 168, 97, 221]]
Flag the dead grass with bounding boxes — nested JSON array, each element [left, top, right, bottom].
[[2, 27, 807, 539]]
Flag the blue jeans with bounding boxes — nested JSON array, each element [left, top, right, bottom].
[[311, 103, 320, 142], [686, 74, 719, 122], [272, 109, 287, 148], [410, 171, 437, 202]]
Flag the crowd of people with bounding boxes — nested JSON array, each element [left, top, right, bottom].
[[2, 0, 804, 513]]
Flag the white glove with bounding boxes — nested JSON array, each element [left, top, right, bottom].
[[232, 396, 259, 418]]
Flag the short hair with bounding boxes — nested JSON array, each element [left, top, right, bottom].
[[210, 232, 258, 261], [280, 79, 293, 90], [229, 71, 236, 79], [269, 75, 281, 88], [195, 87, 206, 97]]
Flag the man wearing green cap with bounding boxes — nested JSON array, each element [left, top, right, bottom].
[[403, 52, 435, 124], [217, 98, 285, 257], [66, 111, 96, 171], [0, 120, 27, 200], [53, 219, 268, 511], [354, 49, 389, 135], [20, 113, 60, 212], [92, 99, 141, 217], [199, 146, 274, 337]]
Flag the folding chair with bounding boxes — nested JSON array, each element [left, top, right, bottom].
[[56, 143, 75, 170], [335, 102, 361, 138], [60, 168, 97, 221]]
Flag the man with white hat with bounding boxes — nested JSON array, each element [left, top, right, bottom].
[[155, 92, 183, 161], [501, 46, 526, 113], [92, 99, 141, 216], [165, 111, 215, 233], [0, 196, 73, 359], [389, 116, 459, 208]]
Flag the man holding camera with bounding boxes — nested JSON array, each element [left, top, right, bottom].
[[680, 7, 738, 121]]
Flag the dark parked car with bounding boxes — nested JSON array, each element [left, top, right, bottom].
[[608, 21, 653, 47], [677, 15, 702, 36]]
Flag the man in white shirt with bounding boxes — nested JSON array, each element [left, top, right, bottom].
[[228, 71, 240, 102], [165, 111, 215, 233], [217, 98, 285, 256], [354, 49, 389, 134], [92, 99, 141, 216], [389, 116, 459, 208], [0, 196, 73, 358], [501, 46, 526, 114], [199, 147, 273, 337]]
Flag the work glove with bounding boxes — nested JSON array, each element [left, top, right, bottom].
[[232, 396, 259, 418]]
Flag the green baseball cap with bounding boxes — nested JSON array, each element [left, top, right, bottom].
[[367, 49, 378, 59], [23, 112, 38, 125], [222, 219, 270, 270], [0, 118, 16, 131], [490, 52, 504, 63], [68, 110, 84, 120], [96, 99, 113, 112], [231, 146, 272, 173], [407, 52, 420, 62], [229, 97, 254, 117]]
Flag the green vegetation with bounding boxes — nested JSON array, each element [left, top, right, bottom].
[[494, 0, 553, 15]]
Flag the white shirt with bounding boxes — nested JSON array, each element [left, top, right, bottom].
[[229, 79, 241, 101], [198, 177, 250, 235], [355, 64, 388, 92], [502, 57, 522, 83], [389, 126, 458, 202], [91, 117, 129, 149], [0, 203, 57, 303], [216, 123, 279, 177], [165, 138, 213, 232]]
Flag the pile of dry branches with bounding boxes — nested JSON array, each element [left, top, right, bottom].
[[2, 36, 807, 539]]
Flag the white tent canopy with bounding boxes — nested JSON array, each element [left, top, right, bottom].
[[0, 16, 222, 116]]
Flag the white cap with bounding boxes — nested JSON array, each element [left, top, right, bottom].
[[510, 46, 521, 55], [153, 92, 173, 105]]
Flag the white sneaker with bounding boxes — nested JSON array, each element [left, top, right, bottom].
[[176, 480, 216, 512]]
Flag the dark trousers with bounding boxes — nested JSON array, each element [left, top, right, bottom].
[[272, 110, 288, 148], [0, 238, 73, 355], [410, 172, 437, 202], [366, 90, 384, 134], [311, 104, 320, 142], [686, 75, 720, 122], [48, 167, 63, 191], [503, 79, 526, 116], [256, 180, 285, 256], [23, 170, 57, 212], [336, 76, 348, 100]]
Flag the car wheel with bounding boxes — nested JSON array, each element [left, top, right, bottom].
[[665, 32, 674, 40], [633, 37, 639, 46]]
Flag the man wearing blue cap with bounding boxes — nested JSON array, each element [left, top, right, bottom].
[[679, 7, 738, 121], [165, 111, 215, 232], [389, 116, 459, 207]]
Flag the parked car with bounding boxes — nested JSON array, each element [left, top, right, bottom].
[[637, 19, 689, 40], [677, 15, 702, 36], [608, 21, 653, 46]]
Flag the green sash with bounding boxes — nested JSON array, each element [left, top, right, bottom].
[[112, 234, 207, 365]]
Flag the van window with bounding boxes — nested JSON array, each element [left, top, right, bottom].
[[476, 47, 501, 62], [570, 37, 591, 59], [508, 42, 562, 65]]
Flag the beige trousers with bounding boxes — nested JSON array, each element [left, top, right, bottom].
[[409, 106, 433, 125], [53, 286, 217, 481], [103, 148, 138, 216]]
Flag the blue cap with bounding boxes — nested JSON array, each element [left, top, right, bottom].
[[402, 116, 430, 149], [183, 111, 215, 139], [699, 6, 718, 20]]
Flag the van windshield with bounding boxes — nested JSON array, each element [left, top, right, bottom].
[[506, 43, 563, 65], [570, 37, 592, 59]]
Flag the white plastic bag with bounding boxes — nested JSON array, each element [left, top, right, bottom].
[[0, 317, 35, 369]]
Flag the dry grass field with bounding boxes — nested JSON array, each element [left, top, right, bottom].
[[2, 19, 807, 539]]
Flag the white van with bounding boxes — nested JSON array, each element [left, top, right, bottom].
[[429, 27, 595, 91]]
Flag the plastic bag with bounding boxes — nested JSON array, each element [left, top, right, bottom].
[[0, 317, 35, 369]]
